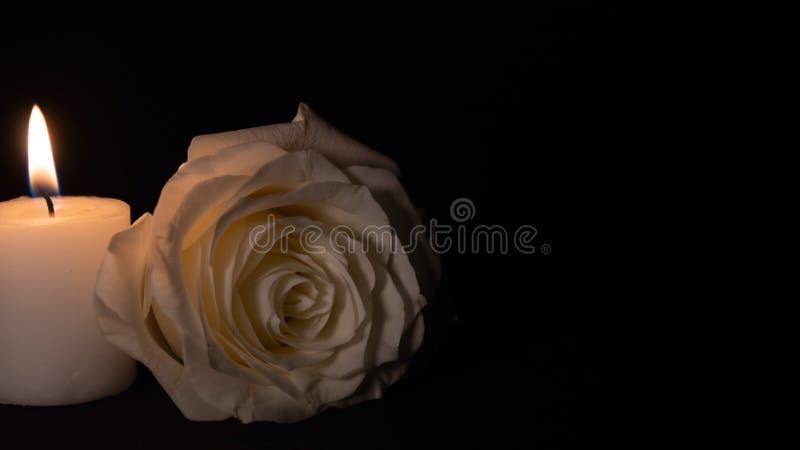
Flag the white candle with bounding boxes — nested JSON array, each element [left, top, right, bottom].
[[0, 106, 136, 406]]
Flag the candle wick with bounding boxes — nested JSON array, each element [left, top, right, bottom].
[[35, 185, 55, 217], [42, 193, 55, 217]]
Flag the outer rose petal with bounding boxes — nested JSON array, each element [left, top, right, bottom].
[[187, 103, 400, 175], [152, 142, 287, 235], [331, 310, 425, 409], [94, 214, 228, 420], [344, 166, 442, 299]]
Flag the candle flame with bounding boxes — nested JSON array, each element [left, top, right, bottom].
[[28, 105, 60, 197]]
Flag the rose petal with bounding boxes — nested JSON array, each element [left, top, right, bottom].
[[94, 214, 229, 420], [188, 103, 400, 174], [153, 142, 286, 237], [344, 165, 441, 300]]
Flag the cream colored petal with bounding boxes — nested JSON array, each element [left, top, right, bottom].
[[152, 142, 286, 238], [228, 150, 351, 204], [94, 214, 154, 357], [148, 180, 262, 419], [306, 371, 367, 410], [248, 383, 318, 423], [330, 309, 425, 410], [292, 103, 400, 174], [150, 174, 252, 332], [345, 165, 441, 300], [313, 248, 419, 380], [188, 121, 306, 162], [188, 103, 399, 174], [94, 214, 229, 420]]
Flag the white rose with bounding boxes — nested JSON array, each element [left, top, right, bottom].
[[94, 104, 440, 423]]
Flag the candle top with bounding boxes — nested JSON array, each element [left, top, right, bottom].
[[0, 196, 129, 226]]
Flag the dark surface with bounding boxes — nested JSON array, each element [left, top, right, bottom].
[[0, 4, 797, 448]]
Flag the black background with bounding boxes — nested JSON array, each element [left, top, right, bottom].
[[0, 3, 797, 448]]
